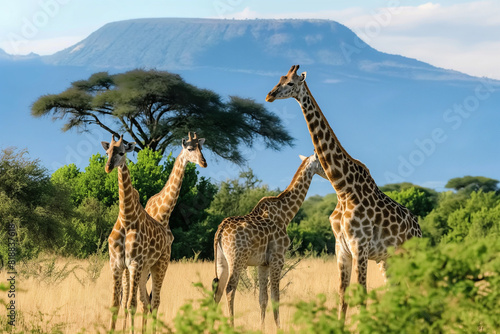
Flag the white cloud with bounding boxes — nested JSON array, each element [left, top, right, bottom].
[[230, 1, 500, 79], [341, 1, 500, 79], [0, 35, 85, 55]]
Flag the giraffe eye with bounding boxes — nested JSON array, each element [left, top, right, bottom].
[[287, 82, 294, 86], [119, 152, 124, 156]]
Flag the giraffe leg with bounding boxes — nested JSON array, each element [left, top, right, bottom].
[[225, 263, 243, 327], [127, 263, 143, 334], [110, 267, 123, 331], [350, 245, 369, 318], [352, 246, 368, 288], [337, 246, 352, 321], [138, 270, 150, 334], [214, 244, 229, 304], [270, 261, 283, 330], [122, 268, 130, 331], [150, 258, 169, 334], [257, 265, 270, 331]]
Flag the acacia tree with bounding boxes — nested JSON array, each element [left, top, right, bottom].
[[31, 69, 293, 164], [445, 175, 499, 193]]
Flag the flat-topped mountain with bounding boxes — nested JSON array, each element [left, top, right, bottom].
[[43, 18, 469, 81]]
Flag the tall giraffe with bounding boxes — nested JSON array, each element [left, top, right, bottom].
[[145, 132, 207, 224], [212, 153, 327, 330], [102, 135, 170, 334], [266, 65, 422, 319]]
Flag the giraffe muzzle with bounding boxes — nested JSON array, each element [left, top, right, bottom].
[[265, 92, 276, 102], [105, 164, 114, 173]]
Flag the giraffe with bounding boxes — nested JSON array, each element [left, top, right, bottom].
[[212, 153, 327, 330], [120, 132, 207, 319], [145, 132, 207, 224], [102, 135, 170, 334], [266, 65, 422, 319]]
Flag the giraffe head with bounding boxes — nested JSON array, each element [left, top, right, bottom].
[[101, 134, 136, 173], [181, 132, 207, 168], [300, 153, 328, 180], [266, 64, 306, 102]]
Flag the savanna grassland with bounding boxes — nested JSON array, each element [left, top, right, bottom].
[[2, 256, 384, 333]]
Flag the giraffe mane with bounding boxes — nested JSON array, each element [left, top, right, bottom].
[[302, 81, 372, 177], [249, 156, 311, 215]]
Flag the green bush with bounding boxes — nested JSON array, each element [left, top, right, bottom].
[[351, 237, 500, 333], [385, 186, 436, 218], [0, 148, 73, 261]]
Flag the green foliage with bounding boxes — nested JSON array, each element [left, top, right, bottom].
[[384, 186, 436, 218], [445, 175, 499, 193], [443, 191, 500, 243], [51, 154, 118, 207], [420, 190, 500, 245], [351, 237, 500, 333], [291, 294, 347, 334], [288, 194, 337, 255], [128, 149, 168, 206], [0, 148, 74, 261], [32, 69, 293, 164], [419, 190, 466, 245], [61, 199, 116, 258], [208, 169, 278, 218], [173, 283, 249, 334]]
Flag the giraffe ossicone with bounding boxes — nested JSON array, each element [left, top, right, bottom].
[[266, 65, 422, 320]]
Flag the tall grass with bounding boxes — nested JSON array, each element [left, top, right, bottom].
[[1, 256, 384, 333]]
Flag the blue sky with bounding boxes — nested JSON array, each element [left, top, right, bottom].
[[1, 0, 499, 79], [0, 0, 499, 196]]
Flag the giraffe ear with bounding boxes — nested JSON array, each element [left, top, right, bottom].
[[124, 142, 136, 152], [300, 72, 307, 82], [299, 155, 307, 161], [182, 138, 187, 149], [101, 141, 110, 151], [198, 138, 205, 147]]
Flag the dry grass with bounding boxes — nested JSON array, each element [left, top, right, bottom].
[[3, 256, 384, 333]]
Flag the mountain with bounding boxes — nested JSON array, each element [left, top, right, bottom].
[[2, 18, 499, 196], [44, 18, 470, 81], [0, 48, 39, 61]]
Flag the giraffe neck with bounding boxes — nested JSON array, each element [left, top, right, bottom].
[[145, 152, 188, 225], [117, 163, 140, 221], [277, 159, 316, 224], [295, 82, 375, 198], [252, 159, 315, 226]]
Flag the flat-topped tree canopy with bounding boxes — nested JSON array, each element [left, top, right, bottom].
[[31, 69, 293, 165]]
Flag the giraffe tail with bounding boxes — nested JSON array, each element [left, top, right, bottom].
[[212, 277, 220, 296], [212, 224, 224, 298], [212, 234, 219, 297]]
